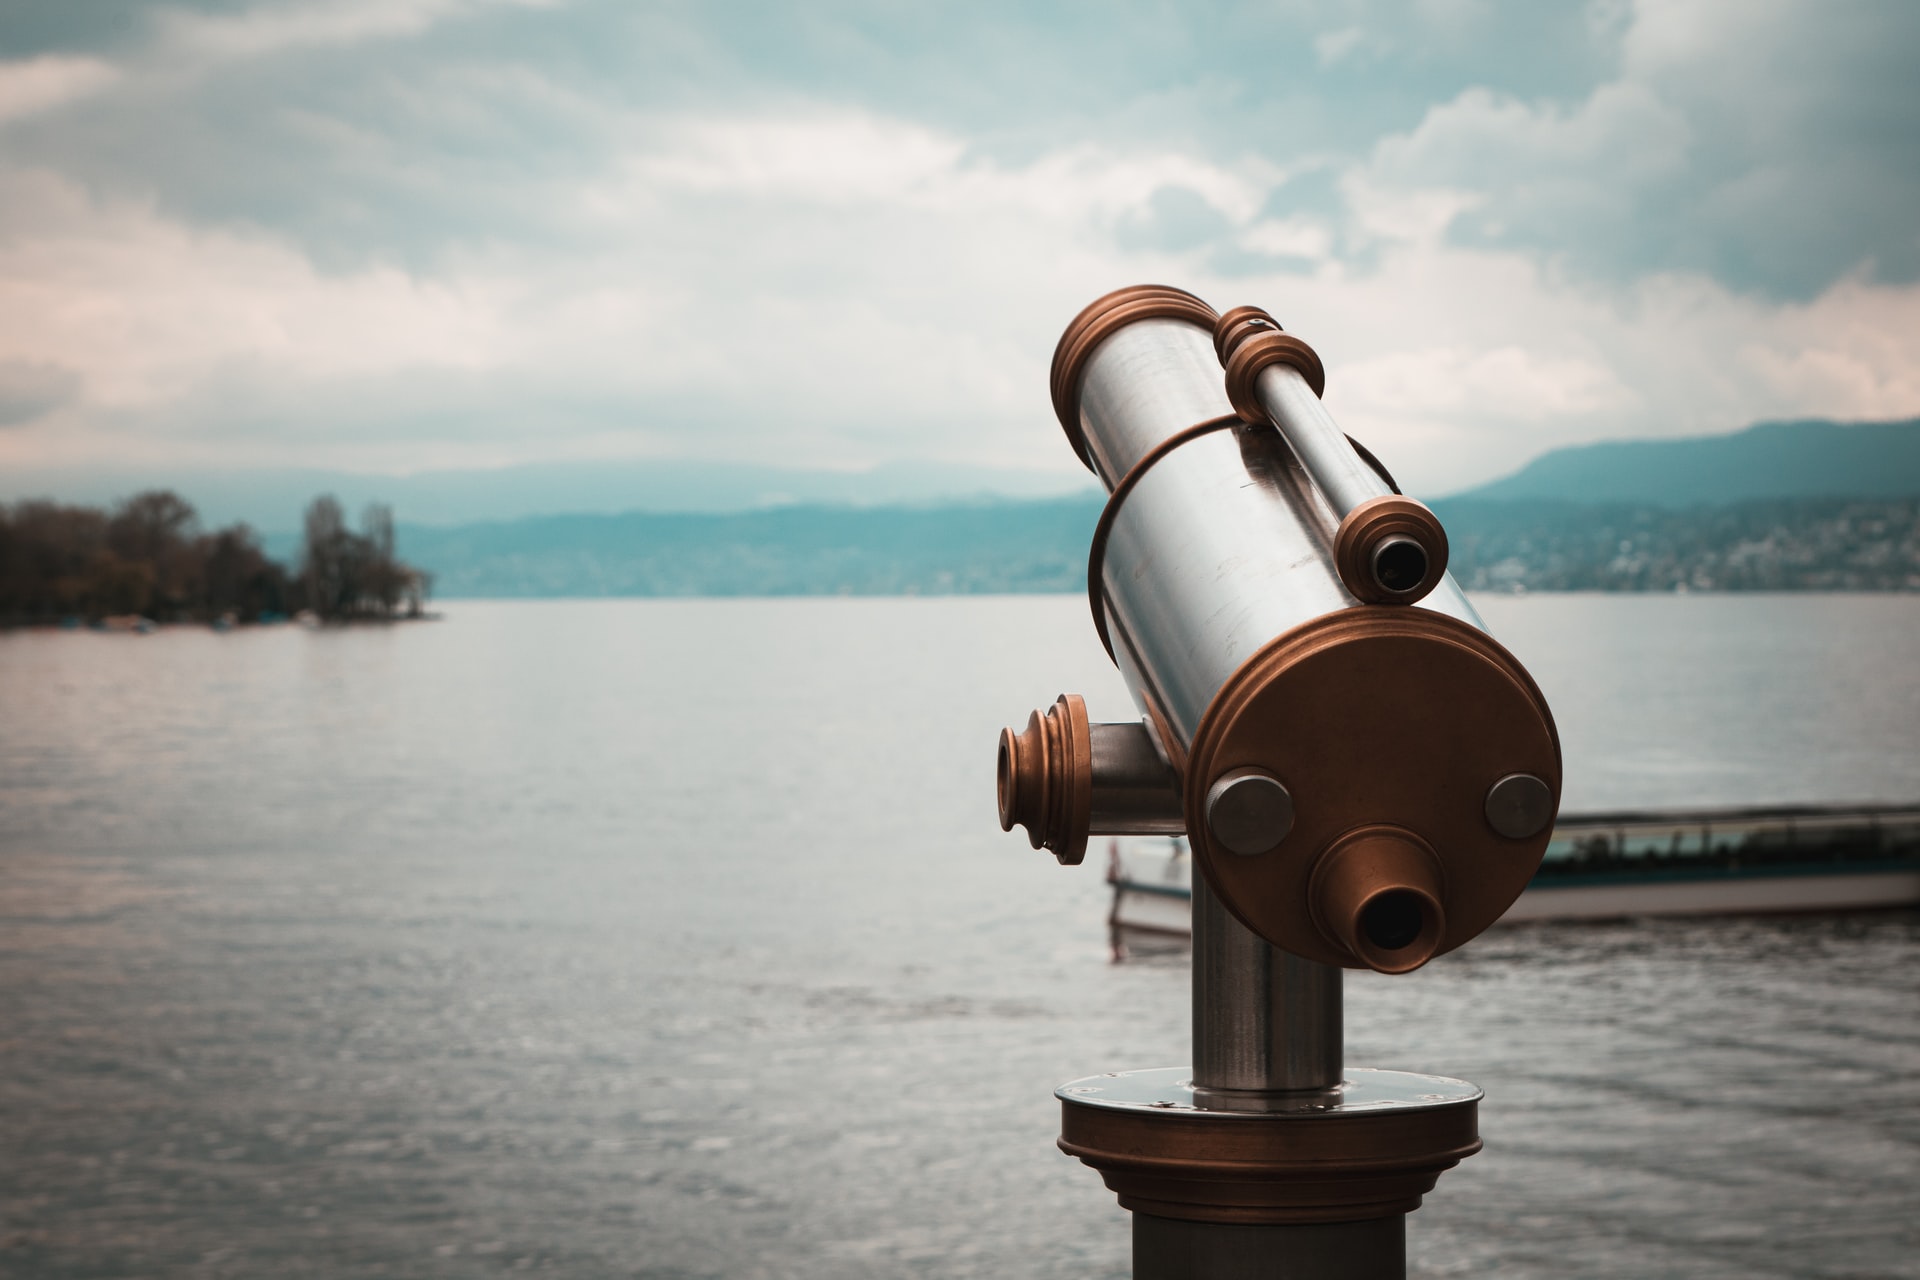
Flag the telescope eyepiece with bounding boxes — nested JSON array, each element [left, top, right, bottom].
[[1308, 827, 1448, 974], [1360, 889, 1429, 953], [1333, 497, 1450, 605]]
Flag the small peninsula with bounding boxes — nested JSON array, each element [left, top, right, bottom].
[[0, 491, 431, 627]]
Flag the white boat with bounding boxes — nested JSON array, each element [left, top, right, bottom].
[[1107, 805, 1920, 958]]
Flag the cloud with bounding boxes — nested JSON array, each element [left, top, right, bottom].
[[1338, 345, 1631, 421], [0, 359, 81, 426], [1313, 26, 1367, 67], [0, 0, 1914, 498], [0, 55, 118, 124], [151, 0, 467, 61], [0, 167, 505, 454], [0, 111, 1273, 472], [1361, 0, 1920, 299]]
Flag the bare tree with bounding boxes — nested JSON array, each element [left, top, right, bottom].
[[301, 495, 355, 618], [297, 495, 429, 620], [362, 502, 403, 618], [108, 490, 201, 618]]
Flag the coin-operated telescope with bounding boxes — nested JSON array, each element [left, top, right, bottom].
[[997, 286, 1561, 1278]]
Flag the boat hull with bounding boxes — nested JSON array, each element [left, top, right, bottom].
[[1104, 811, 1920, 954], [1498, 867, 1920, 922]]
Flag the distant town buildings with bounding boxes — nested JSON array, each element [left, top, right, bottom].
[[1444, 499, 1920, 593]]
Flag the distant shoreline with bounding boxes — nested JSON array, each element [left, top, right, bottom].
[[410, 587, 1919, 602], [1, 612, 444, 632], [8, 587, 1914, 628], [371, 494, 1919, 599]]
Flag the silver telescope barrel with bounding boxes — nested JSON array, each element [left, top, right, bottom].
[[1003, 285, 1563, 975], [1061, 290, 1478, 750]]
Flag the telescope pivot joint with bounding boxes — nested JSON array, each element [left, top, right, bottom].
[[998, 696, 1185, 865]]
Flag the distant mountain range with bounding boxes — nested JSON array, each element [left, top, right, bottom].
[[384, 498, 1101, 597], [1447, 417, 1920, 505], [11, 417, 1913, 533], [336, 418, 1916, 598], [1, 457, 1095, 530], [26, 416, 1920, 597]]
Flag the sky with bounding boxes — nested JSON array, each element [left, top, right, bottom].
[[0, 0, 1917, 503]]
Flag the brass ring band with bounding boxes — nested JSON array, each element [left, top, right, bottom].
[[1050, 284, 1220, 471], [1223, 329, 1326, 423], [1086, 413, 1245, 663], [1212, 304, 1282, 363]]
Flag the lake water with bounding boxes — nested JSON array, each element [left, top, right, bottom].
[[1, 594, 1917, 1279]]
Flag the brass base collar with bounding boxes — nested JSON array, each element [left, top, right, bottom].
[[1058, 1067, 1482, 1225]]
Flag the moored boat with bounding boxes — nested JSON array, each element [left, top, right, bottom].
[[1107, 804, 1920, 957]]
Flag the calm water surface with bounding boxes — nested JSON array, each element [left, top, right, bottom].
[[1, 594, 1917, 1279]]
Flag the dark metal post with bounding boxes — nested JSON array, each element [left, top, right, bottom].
[[1191, 875, 1342, 1102], [1134, 1215, 1405, 1280]]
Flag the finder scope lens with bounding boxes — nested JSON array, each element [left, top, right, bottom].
[[1371, 537, 1428, 594]]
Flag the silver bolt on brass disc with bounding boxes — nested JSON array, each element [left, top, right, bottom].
[[1205, 769, 1294, 856], [1484, 773, 1553, 840]]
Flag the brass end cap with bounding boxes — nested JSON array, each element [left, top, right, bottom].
[[1332, 496, 1450, 604], [1221, 327, 1326, 423], [1308, 827, 1447, 974], [997, 693, 1093, 865], [1181, 608, 1562, 968], [1050, 285, 1219, 470]]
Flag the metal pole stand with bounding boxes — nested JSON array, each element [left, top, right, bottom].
[[1059, 885, 1478, 1280]]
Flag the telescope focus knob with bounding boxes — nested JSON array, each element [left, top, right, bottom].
[[998, 694, 1093, 865], [999, 698, 1187, 864]]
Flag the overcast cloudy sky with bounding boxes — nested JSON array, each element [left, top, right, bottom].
[[0, 0, 1916, 499]]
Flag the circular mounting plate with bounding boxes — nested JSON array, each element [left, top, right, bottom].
[[1056, 1066, 1484, 1224], [1058, 1066, 1481, 1116]]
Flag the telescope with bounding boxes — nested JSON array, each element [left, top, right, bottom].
[[996, 286, 1561, 1278]]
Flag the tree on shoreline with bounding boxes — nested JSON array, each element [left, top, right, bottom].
[[0, 489, 430, 626], [298, 497, 431, 621]]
